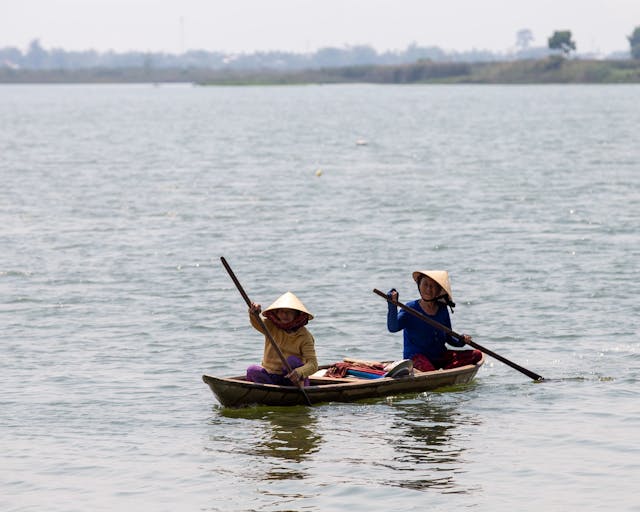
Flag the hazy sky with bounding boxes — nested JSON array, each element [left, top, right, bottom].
[[3, 0, 640, 55]]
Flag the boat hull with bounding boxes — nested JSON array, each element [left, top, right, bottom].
[[202, 354, 483, 407]]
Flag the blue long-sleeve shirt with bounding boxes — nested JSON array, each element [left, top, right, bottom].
[[387, 299, 465, 365]]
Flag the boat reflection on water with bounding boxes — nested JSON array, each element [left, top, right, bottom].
[[383, 390, 482, 493], [256, 407, 322, 479], [219, 405, 322, 481], [211, 385, 482, 495]]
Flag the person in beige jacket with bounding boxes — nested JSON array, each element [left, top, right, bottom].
[[246, 291, 318, 386]]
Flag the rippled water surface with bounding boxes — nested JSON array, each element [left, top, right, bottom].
[[2, 83, 639, 511]]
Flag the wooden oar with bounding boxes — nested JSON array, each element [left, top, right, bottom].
[[373, 288, 544, 381], [221, 257, 313, 405]]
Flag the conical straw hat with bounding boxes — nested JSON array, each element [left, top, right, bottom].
[[412, 270, 453, 301], [263, 291, 314, 320]]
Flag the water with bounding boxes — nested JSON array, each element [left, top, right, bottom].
[[1, 83, 639, 511]]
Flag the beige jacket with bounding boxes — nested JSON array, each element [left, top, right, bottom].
[[249, 313, 318, 378]]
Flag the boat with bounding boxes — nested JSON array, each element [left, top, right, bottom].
[[202, 353, 484, 407]]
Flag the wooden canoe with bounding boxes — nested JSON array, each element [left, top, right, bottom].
[[202, 353, 484, 407]]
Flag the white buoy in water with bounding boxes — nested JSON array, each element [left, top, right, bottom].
[[315, 168, 323, 177]]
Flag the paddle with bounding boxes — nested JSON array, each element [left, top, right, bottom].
[[221, 257, 313, 405], [373, 288, 544, 381]]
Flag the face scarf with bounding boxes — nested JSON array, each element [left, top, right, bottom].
[[264, 310, 309, 333], [427, 293, 456, 310], [419, 288, 457, 313]]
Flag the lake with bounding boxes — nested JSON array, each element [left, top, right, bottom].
[[1, 83, 639, 511]]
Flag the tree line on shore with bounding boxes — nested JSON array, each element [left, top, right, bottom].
[[2, 57, 640, 85], [1, 27, 639, 84], [3, 26, 640, 72], [0, 39, 551, 71]]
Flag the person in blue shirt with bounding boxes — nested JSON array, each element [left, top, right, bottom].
[[387, 270, 482, 372]]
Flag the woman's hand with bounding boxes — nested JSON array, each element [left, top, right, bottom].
[[286, 369, 302, 386], [387, 288, 398, 301], [249, 302, 262, 315]]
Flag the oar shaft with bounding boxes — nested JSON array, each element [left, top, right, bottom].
[[221, 257, 313, 404], [373, 288, 543, 381], [221, 257, 292, 373]]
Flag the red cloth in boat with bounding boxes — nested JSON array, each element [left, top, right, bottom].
[[325, 361, 386, 378], [412, 349, 482, 371]]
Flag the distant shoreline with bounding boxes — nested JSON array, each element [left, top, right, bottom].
[[2, 58, 640, 85]]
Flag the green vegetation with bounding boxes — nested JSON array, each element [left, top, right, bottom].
[[629, 26, 640, 59], [465, 58, 640, 83], [197, 59, 640, 85], [548, 31, 577, 57], [2, 58, 640, 85]]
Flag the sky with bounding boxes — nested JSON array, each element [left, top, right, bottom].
[[2, 0, 640, 56]]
